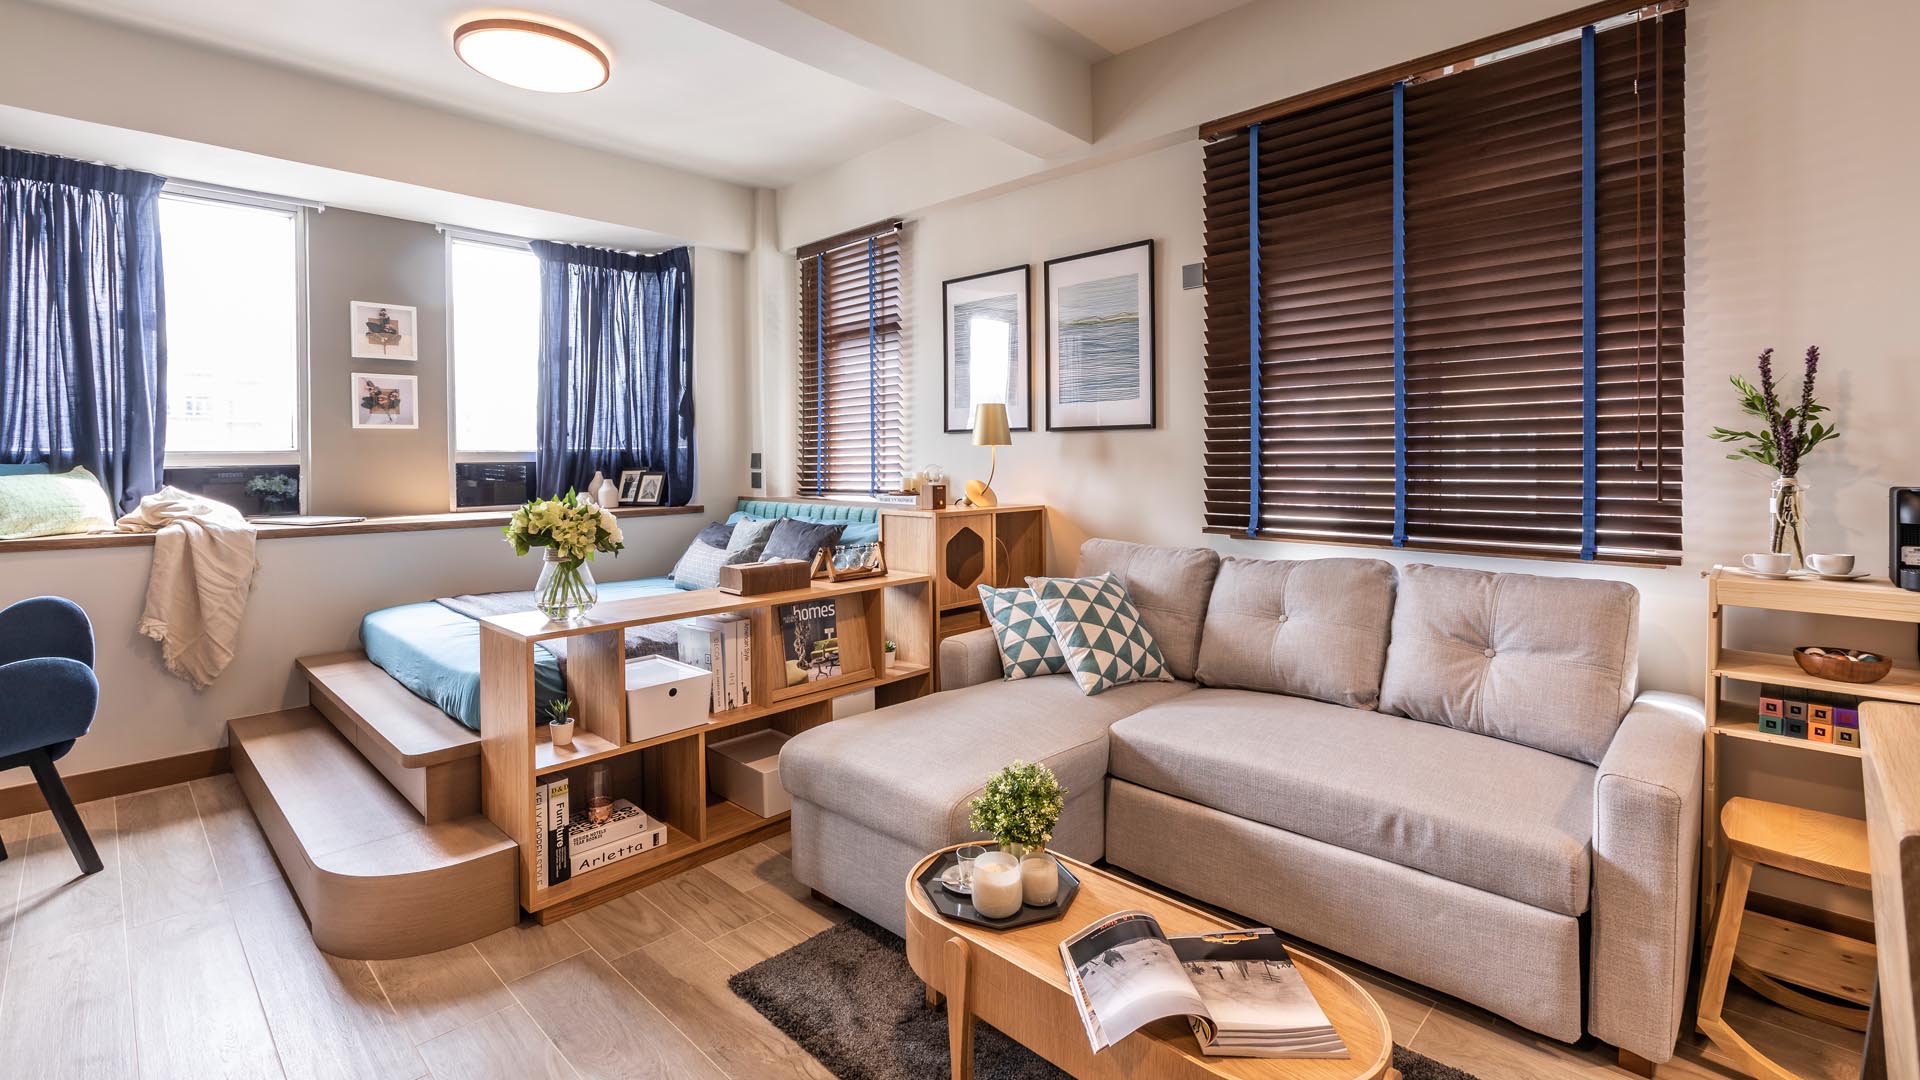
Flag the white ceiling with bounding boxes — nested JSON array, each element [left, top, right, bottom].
[[1023, 0, 1258, 54], [28, 0, 937, 188]]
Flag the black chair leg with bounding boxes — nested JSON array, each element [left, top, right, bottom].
[[27, 750, 101, 875]]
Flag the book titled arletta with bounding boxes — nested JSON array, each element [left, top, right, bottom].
[[777, 598, 841, 687], [1059, 913, 1346, 1059]]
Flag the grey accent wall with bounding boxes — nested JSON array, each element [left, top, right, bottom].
[[304, 209, 452, 516]]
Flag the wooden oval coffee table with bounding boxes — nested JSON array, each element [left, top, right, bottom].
[[905, 845, 1398, 1080]]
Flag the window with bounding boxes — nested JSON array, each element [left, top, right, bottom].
[[1201, 4, 1684, 564], [158, 193, 300, 458], [797, 222, 904, 496], [449, 235, 540, 456]]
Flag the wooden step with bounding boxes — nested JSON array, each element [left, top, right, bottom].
[[298, 651, 481, 822], [230, 707, 518, 960]]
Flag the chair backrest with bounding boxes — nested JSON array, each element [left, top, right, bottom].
[[0, 596, 92, 669], [1863, 701, 1920, 1080]]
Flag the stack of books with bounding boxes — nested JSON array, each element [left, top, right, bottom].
[[533, 783, 669, 888], [677, 614, 752, 711]]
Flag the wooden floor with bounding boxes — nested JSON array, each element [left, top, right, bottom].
[[0, 779, 1867, 1079]]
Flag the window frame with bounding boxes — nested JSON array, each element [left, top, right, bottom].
[[795, 221, 907, 499], [156, 185, 309, 479], [442, 225, 539, 511]]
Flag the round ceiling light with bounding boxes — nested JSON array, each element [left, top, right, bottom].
[[453, 18, 609, 93]]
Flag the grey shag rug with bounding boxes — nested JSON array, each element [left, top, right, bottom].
[[730, 917, 1481, 1080]]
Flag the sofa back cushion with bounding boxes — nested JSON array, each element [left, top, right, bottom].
[[1076, 539, 1219, 682], [1195, 556, 1396, 708], [1379, 564, 1639, 764]]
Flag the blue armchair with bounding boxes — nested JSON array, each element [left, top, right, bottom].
[[0, 597, 103, 873]]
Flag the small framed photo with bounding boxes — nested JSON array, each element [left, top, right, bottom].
[[352, 372, 418, 429], [620, 470, 666, 506], [350, 301, 418, 361]]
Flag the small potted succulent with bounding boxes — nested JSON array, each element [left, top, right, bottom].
[[546, 697, 575, 747], [968, 760, 1067, 906], [883, 638, 898, 670]]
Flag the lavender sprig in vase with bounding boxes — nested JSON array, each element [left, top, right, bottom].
[[1708, 346, 1839, 567]]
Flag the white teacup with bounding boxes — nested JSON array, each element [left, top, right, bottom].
[[1807, 553, 1856, 576], [1742, 552, 1792, 575]]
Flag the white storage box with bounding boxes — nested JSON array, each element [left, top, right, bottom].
[[706, 729, 791, 817], [626, 655, 712, 743]]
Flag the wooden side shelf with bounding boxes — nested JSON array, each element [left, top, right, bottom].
[[479, 571, 936, 918]]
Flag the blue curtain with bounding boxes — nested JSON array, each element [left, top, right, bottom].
[[531, 242, 693, 503], [0, 148, 168, 515]]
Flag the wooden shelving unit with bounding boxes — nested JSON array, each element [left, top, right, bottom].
[[880, 504, 1046, 679], [478, 571, 934, 919], [1701, 568, 1920, 938]]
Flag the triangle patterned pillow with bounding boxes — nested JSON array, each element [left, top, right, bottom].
[[1028, 572, 1173, 696], [978, 585, 1067, 680]]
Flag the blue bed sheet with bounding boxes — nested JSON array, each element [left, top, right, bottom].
[[360, 576, 681, 731]]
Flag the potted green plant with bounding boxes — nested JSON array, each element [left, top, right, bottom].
[[245, 472, 298, 515], [1708, 346, 1838, 567], [503, 490, 624, 620], [968, 760, 1067, 905], [883, 638, 898, 670], [545, 697, 575, 747]]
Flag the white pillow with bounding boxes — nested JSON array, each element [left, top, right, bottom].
[[0, 467, 116, 539]]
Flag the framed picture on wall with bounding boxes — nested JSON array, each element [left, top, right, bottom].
[[1044, 240, 1155, 431], [351, 372, 418, 429], [350, 300, 418, 361], [943, 264, 1032, 433]]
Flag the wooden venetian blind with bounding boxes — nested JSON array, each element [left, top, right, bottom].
[[797, 223, 905, 496], [1202, 5, 1684, 564]]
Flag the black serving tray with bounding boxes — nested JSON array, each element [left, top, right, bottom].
[[916, 848, 1080, 930]]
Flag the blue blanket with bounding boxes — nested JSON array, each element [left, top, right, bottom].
[[360, 576, 681, 731]]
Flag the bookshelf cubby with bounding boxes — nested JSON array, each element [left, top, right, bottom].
[[478, 571, 933, 918]]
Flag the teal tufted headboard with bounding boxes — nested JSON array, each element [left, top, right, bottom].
[[732, 498, 880, 525]]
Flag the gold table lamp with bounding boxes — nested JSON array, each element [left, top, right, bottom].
[[965, 403, 1012, 508]]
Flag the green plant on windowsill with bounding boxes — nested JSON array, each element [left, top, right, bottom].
[[245, 472, 298, 513], [967, 760, 1066, 859]]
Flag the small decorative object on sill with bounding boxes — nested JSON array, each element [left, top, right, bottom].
[[504, 489, 624, 620], [1793, 646, 1892, 685], [811, 540, 887, 582], [545, 698, 575, 747], [967, 760, 1066, 906], [585, 471, 606, 506], [1709, 346, 1839, 569], [595, 472, 621, 509], [718, 558, 812, 595], [916, 483, 948, 510]]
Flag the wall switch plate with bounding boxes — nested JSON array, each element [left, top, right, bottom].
[[1182, 263, 1202, 290]]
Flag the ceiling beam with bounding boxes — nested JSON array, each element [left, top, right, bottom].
[[656, 0, 1093, 158]]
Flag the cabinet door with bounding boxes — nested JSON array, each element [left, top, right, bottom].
[[935, 513, 994, 609]]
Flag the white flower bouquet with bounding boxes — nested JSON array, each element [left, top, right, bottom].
[[504, 490, 624, 619]]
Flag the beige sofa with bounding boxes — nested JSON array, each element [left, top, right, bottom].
[[779, 539, 1704, 1064]]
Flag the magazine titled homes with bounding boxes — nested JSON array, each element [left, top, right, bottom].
[[1059, 913, 1347, 1059]]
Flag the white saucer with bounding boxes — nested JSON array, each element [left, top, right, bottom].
[[1790, 569, 1872, 582], [938, 865, 973, 896], [1732, 567, 1792, 580]]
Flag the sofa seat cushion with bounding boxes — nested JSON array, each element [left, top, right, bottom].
[[781, 675, 1194, 854], [1108, 689, 1595, 916]]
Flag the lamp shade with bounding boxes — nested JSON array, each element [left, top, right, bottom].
[[972, 403, 1012, 447]]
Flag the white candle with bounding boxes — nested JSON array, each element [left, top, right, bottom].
[[971, 853, 1024, 918], [1021, 854, 1059, 906]]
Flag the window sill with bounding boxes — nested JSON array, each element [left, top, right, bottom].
[[0, 504, 705, 554]]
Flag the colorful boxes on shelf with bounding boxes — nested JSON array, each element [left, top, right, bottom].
[[1754, 684, 1868, 749]]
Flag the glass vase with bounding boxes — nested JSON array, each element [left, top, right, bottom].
[[535, 550, 597, 620], [1769, 475, 1808, 568]]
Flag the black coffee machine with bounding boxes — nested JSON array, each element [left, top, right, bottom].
[[1894, 488, 1920, 590]]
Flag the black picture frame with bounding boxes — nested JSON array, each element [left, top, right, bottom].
[[633, 471, 667, 507], [941, 264, 1033, 434], [1043, 239, 1157, 432]]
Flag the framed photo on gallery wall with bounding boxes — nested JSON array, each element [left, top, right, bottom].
[[352, 372, 419, 429], [942, 264, 1032, 433], [350, 300, 418, 361], [1043, 240, 1155, 431]]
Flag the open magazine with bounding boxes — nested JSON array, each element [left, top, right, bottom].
[[1059, 912, 1347, 1059]]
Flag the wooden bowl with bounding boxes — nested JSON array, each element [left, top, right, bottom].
[[1793, 646, 1893, 684]]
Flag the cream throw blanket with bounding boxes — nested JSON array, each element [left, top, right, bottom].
[[117, 487, 259, 688]]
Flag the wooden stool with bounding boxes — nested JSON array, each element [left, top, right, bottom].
[[1699, 797, 1876, 1080]]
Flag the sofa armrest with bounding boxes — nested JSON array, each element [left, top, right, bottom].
[[939, 628, 1002, 692], [1588, 691, 1705, 1063]]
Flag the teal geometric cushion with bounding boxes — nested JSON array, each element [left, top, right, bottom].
[[978, 585, 1067, 680], [1028, 572, 1173, 696]]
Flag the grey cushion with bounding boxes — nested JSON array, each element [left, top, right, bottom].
[[1107, 688, 1596, 916], [780, 674, 1194, 855], [1195, 556, 1395, 708], [764, 517, 845, 561], [726, 516, 780, 558], [694, 521, 736, 548], [1075, 539, 1219, 683], [670, 541, 753, 590], [1378, 564, 1639, 765]]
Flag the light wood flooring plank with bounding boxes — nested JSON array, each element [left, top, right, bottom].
[[761, 831, 791, 856], [641, 866, 767, 942], [191, 773, 282, 893], [564, 888, 679, 962], [228, 877, 427, 1080], [370, 943, 515, 1046], [0, 919, 135, 1078], [0, 812, 33, 1004], [9, 798, 121, 951], [117, 782, 221, 928], [417, 1005, 576, 1080], [611, 929, 835, 1080], [710, 845, 846, 937], [473, 917, 589, 983], [129, 902, 284, 1079], [513, 951, 727, 1080], [706, 912, 813, 972], [704, 842, 787, 895], [744, 878, 846, 938]]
